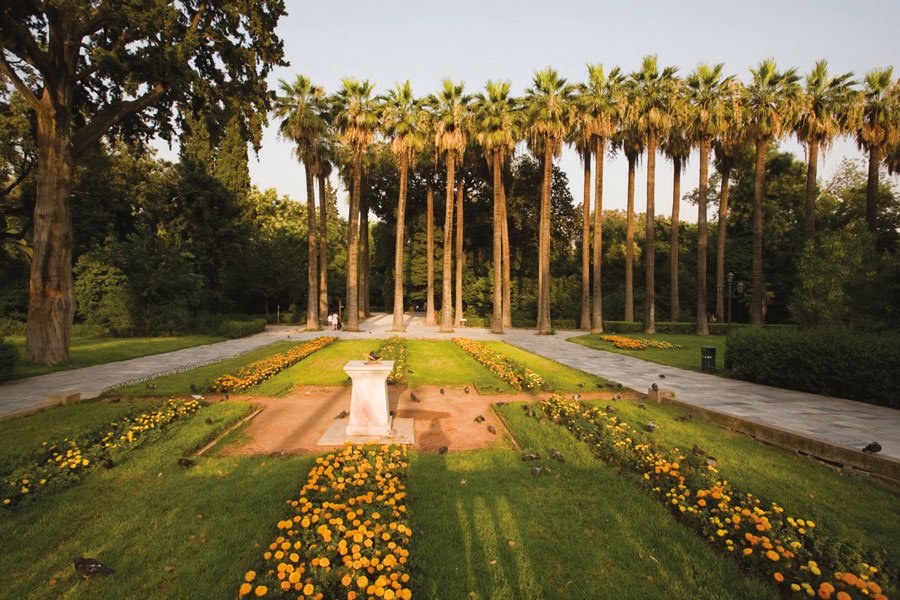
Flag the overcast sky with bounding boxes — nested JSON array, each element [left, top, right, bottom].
[[156, 0, 900, 220]]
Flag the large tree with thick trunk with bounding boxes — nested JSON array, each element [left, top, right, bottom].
[[1, 0, 285, 365]]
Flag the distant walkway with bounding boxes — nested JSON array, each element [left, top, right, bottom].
[[2, 314, 898, 471]]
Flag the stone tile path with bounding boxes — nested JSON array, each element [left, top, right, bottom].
[[2, 314, 898, 468]]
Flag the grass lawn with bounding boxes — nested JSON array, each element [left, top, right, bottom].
[[570, 333, 727, 373], [250, 340, 382, 396], [483, 340, 618, 391], [8, 334, 226, 380], [405, 340, 516, 393], [109, 341, 301, 397]]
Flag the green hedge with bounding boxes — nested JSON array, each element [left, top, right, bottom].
[[725, 327, 900, 408], [215, 318, 267, 338], [0, 338, 16, 381]]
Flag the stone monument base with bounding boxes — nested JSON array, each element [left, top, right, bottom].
[[316, 417, 415, 446]]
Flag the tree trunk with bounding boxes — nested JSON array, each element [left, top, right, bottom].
[[392, 154, 409, 331], [696, 140, 709, 335], [866, 145, 879, 232], [26, 110, 75, 365], [500, 174, 512, 329], [624, 153, 636, 323], [425, 180, 436, 325], [591, 137, 605, 333], [580, 150, 592, 330], [536, 153, 544, 329], [360, 190, 370, 318], [804, 137, 819, 240], [345, 151, 362, 331], [715, 162, 731, 322], [440, 152, 455, 332], [491, 153, 504, 333], [318, 175, 328, 320], [644, 133, 657, 334], [454, 173, 465, 328], [538, 144, 553, 334], [670, 156, 681, 322], [305, 163, 319, 330], [751, 139, 766, 326]]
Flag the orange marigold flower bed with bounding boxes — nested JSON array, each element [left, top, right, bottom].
[[212, 336, 337, 393], [452, 338, 544, 391], [599, 335, 682, 350]]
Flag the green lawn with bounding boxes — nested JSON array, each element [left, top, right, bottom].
[[250, 340, 382, 396], [405, 340, 516, 393], [483, 341, 618, 391], [8, 334, 226, 380], [570, 333, 727, 373], [109, 341, 301, 397]]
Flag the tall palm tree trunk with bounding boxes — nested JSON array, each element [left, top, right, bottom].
[[491, 153, 504, 333], [318, 175, 328, 319], [538, 144, 553, 334], [392, 155, 409, 331], [454, 173, 465, 328], [425, 180, 436, 325], [751, 139, 766, 326], [804, 138, 819, 240], [360, 191, 370, 318], [591, 138, 604, 333], [670, 156, 681, 322], [715, 163, 731, 321], [536, 154, 544, 328], [624, 154, 636, 322], [305, 164, 320, 329], [644, 134, 657, 334], [865, 147, 880, 232], [580, 151, 592, 330], [500, 175, 512, 329], [345, 152, 362, 331], [696, 140, 710, 335], [440, 153, 456, 332]]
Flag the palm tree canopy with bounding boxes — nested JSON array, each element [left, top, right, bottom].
[[473, 79, 520, 163], [429, 79, 471, 157], [629, 55, 680, 142], [713, 79, 747, 163], [856, 67, 900, 152], [381, 81, 425, 162], [274, 74, 327, 164], [333, 78, 379, 155], [577, 64, 626, 145], [684, 63, 734, 143], [525, 67, 575, 158], [794, 60, 856, 149], [743, 59, 802, 142]]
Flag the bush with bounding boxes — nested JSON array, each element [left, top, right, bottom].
[[74, 251, 136, 336], [0, 338, 16, 381], [0, 318, 25, 337], [726, 327, 900, 408], [216, 318, 266, 339]]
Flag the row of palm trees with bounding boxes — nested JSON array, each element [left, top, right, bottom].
[[274, 57, 899, 335]]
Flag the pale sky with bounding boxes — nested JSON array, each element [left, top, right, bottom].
[[156, 0, 900, 220]]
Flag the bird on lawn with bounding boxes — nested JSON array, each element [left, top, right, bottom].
[[645, 421, 657, 432], [605, 405, 618, 414], [474, 415, 485, 423], [521, 453, 540, 461], [177, 458, 196, 468], [577, 383, 585, 388], [550, 449, 564, 462], [190, 383, 200, 393], [464, 386, 470, 394], [675, 414, 693, 422], [487, 425, 497, 435], [638, 403, 646, 409], [862, 441, 882, 454], [365, 351, 381, 363], [613, 394, 622, 400], [573, 393, 581, 400], [692, 444, 706, 456], [531, 466, 546, 476], [146, 383, 157, 390], [74, 556, 114, 579], [337, 410, 348, 419], [440, 387, 445, 395], [438, 446, 449, 455], [659, 374, 666, 379], [409, 392, 420, 403], [101, 457, 115, 470], [651, 383, 659, 392], [191, 394, 203, 400], [204, 417, 213, 425]]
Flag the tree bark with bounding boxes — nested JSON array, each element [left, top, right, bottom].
[[696, 140, 709, 335], [591, 137, 605, 333], [866, 145, 879, 232], [538, 144, 553, 334], [392, 154, 409, 331], [360, 190, 370, 318], [305, 163, 319, 329], [751, 139, 766, 326], [425, 180, 436, 325], [670, 156, 681, 322], [500, 174, 512, 329], [491, 153, 504, 333], [804, 137, 819, 240], [27, 108, 75, 365], [625, 153, 636, 323], [644, 133, 657, 334], [440, 152, 455, 332], [715, 162, 731, 321], [345, 151, 362, 331], [580, 150, 591, 330], [318, 175, 328, 319], [454, 172, 465, 328]]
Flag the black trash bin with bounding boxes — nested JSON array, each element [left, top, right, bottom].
[[701, 346, 717, 372]]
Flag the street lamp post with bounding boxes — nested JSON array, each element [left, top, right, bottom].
[[727, 272, 734, 324]]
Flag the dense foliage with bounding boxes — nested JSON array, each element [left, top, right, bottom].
[[0, 338, 15, 381]]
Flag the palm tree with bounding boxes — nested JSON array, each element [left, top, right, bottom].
[[274, 74, 327, 330], [474, 80, 519, 334], [660, 111, 690, 323], [630, 55, 679, 334], [856, 68, 899, 232], [309, 134, 334, 320], [525, 68, 574, 334], [795, 61, 856, 240], [333, 78, 379, 331], [744, 60, 800, 325], [430, 79, 471, 333], [454, 152, 468, 328], [577, 64, 626, 333], [684, 63, 733, 334], [382, 81, 424, 332], [415, 110, 439, 326], [613, 118, 644, 323]]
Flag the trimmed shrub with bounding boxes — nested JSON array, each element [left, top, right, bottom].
[[216, 318, 266, 339], [725, 327, 900, 408], [0, 318, 25, 337], [0, 338, 16, 381]]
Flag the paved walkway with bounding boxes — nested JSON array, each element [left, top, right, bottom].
[[2, 314, 898, 468]]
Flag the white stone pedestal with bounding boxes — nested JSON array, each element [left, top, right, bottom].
[[344, 360, 395, 436]]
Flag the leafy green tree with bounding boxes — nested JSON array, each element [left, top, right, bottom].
[[215, 115, 252, 204], [74, 247, 135, 336]]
